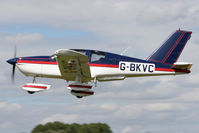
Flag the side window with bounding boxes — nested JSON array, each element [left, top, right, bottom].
[[91, 51, 106, 62]]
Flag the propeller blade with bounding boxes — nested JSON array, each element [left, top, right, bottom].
[[12, 64, 16, 83], [14, 45, 17, 58]]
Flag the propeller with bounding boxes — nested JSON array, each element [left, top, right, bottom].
[[7, 46, 17, 83], [12, 46, 17, 83]]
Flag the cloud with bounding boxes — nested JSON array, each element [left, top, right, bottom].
[[0, 0, 192, 34], [96, 76, 181, 101], [0, 122, 13, 128], [177, 89, 199, 102], [145, 103, 186, 112], [115, 104, 143, 119], [0, 102, 21, 112], [137, 2, 186, 24], [183, 73, 199, 86], [100, 103, 118, 111], [0, 73, 7, 83], [0, 33, 43, 45], [41, 114, 79, 124], [121, 127, 133, 133]]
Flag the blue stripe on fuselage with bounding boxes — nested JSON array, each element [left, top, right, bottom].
[[19, 56, 56, 62]]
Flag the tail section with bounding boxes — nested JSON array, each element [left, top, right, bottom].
[[147, 29, 192, 65]]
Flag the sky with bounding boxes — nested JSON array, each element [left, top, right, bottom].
[[0, 0, 199, 133]]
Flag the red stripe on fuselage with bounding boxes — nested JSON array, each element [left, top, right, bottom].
[[155, 68, 174, 72], [17, 60, 120, 68], [18, 60, 188, 73], [17, 60, 57, 65], [23, 85, 47, 89], [17, 61, 119, 68]]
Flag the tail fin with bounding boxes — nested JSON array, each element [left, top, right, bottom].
[[147, 29, 192, 65]]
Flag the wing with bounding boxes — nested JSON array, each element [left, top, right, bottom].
[[54, 49, 91, 82]]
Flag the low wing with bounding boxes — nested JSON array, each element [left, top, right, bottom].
[[54, 49, 91, 82]]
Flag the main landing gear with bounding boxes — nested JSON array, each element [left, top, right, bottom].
[[22, 76, 51, 94]]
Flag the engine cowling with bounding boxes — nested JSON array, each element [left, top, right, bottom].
[[67, 83, 94, 98], [23, 83, 51, 94]]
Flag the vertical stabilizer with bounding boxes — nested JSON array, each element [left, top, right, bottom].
[[147, 29, 192, 65]]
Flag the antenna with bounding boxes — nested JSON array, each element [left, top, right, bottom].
[[120, 45, 132, 55]]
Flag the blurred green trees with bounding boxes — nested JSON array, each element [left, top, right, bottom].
[[31, 122, 112, 133]]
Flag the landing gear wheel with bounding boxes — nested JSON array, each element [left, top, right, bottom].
[[27, 91, 35, 94], [76, 96, 83, 99]]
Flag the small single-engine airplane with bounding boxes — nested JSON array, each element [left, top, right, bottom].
[[7, 29, 193, 98]]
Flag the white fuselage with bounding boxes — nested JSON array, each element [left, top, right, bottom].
[[16, 62, 179, 81]]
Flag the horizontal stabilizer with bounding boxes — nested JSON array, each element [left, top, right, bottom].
[[172, 62, 192, 70]]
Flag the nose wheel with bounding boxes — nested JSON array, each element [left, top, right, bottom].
[[23, 77, 51, 94]]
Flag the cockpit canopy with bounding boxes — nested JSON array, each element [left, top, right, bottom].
[[71, 49, 106, 62]]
